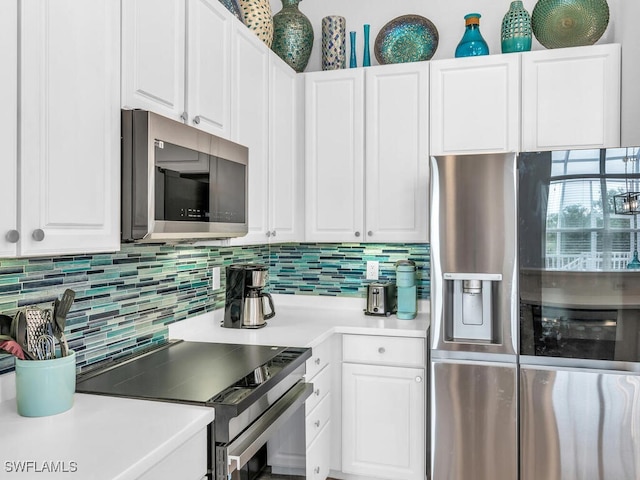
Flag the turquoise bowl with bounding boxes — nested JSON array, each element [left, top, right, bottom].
[[15, 350, 76, 417]]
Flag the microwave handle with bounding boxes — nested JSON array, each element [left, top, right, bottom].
[[225, 381, 312, 475]]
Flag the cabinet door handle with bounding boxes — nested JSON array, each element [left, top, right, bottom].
[[314, 389, 320, 396], [314, 466, 320, 474], [355, 231, 361, 237], [193, 115, 201, 125], [32, 229, 45, 242], [367, 231, 373, 236], [314, 420, 320, 428], [378, 347, 385, 354], [266, 231, 271, 237], [314, 358, 321, 365], [6, 230, 20, 243], [415, 376, 422, 383], [271, 230, 276, 237], [180, 112, 188, 122]]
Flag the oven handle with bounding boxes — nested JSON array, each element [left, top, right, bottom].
[[226, 381, 312, 475]]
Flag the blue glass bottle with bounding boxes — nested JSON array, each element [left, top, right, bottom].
[[363, 24, 371, 67], [627, 250, 640, 269], [455, 13, 489, 58], [349, 31, 357, 68]]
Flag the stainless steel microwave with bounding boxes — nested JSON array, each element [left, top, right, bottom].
[[121, 109, 248, 242]]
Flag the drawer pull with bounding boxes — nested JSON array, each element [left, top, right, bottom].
[[315, 389, 320, 396], [314, 420, 321, 428], [314, 466, 320, 474], [315, 358, 321, 365], [378, 347, 386, 354], [416, 376, 422, 383]]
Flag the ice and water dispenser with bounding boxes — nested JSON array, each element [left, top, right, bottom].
[[444, 273, 502, 342]]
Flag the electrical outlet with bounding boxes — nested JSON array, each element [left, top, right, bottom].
[[366, 261, 379, 280], [212, 267, 221, 290]]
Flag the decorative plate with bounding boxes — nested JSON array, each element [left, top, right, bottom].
[[532, 0, 609, 49], [374, 15, 439, 65]]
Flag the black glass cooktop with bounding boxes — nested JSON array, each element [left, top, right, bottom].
[[76, 341, 310, 407]]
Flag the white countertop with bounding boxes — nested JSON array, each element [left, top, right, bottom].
[[0, 392, 213, 480], [169, 294, 430, 347]]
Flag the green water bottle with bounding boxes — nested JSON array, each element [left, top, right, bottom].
[[396, 260, 417, 319]]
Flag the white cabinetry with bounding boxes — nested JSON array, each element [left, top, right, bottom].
[[139, 428, 207, 480], [268, 337, 333, 479], [304, 63, 429, 243], [430, 54, 520, 155], [342, 334, 426, 480], [521, 43, 621, 151], [1, 0, 120, 258], [122, 0, 232, 135]]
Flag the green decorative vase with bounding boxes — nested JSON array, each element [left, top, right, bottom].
[[501, 1, 532, 53], [271, 0, 314, 72]]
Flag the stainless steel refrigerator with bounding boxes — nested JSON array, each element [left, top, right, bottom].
[[430, 153, 519, 480]]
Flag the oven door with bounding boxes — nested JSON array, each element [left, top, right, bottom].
[[215, 381, 312, 480]]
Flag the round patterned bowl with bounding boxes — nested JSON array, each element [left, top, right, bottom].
[[532, 0, 609, 49], [374, 15, 439, 65]]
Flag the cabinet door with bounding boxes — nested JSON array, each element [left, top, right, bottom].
[[186, 0, 231, 137], [269, 54, 304, 243], [305, 70, 365, 242], [430, 54, 520, 155], [365, 63, 429, 243], [121, 0, 185, 121], [19, 0, 120, 256], [0, 0, 17, 257], [229, 22, 270, 245], [342, 363, 425, 480], [522, 44, 621, 151]]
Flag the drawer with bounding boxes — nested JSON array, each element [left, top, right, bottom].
[[139, 428, 207, 480], [306, 338, 331, 379], [305, 393, 331, 447], [306, 421, 331, 480], [305, 363, 330, 413], [342, 334, 425, 368]]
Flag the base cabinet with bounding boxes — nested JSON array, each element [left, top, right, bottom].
[[341, 335, 426, 480]]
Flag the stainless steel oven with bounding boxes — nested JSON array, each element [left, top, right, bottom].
[[76, 341, 312, 480]]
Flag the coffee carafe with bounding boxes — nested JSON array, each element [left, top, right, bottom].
[[223, 264, 275, 329]]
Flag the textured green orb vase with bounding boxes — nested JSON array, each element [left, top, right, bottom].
[[271, 0, 314, 72]]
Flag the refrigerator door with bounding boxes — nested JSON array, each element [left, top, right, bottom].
[[430, 153, 518, 356], [521, 365, 640, 480], [431, 359, 517, 480]]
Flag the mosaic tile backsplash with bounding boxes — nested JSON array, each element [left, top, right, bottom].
[[0, 242, 429, 374]]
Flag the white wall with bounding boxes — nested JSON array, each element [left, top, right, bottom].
[[270, 0, 620, 72]]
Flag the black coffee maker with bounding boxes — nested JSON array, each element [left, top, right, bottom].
[[223, 264, 275, 329]]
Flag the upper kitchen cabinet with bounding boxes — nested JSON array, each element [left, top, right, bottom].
[[122, 0, 232, 136], [430, 54, 520, 155], [365, 64, 429, 243], [305, 69, 365, 243], [521, 43, 621, 152], [0, 1, 17, 257], [4, 0, 120, 258], [305, 63, 429, 243]]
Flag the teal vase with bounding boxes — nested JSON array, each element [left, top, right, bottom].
[[349, 31, 357, 68], [627, 250, 640, 269], [271, 0, 314, 72], [455, 13, 489, 58], [501, 1, 532, 53], [363, 24, 371, 67]]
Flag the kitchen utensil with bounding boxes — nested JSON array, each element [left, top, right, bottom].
[[35, 334, 56, 360], [10, 311, 36, 360], [0, 338, 26, 360], [0, 314, 12, 336], [54, 289, 75, 357], [25, 308, 50, 353]]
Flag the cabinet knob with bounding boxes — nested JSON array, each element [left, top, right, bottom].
[[193, 115, 201, 125], [378, 347, 385, 354], [315, 388, 320, 396], [32, 229, 45, 242], [5, 230, 20, 243], [355, 231, 361, 237], [266, 231, 271, 237], [314, 467, 320, 474], [314, 358, 321, 365], [314, 420, 320, 428], [415, 376, 422, 383], [271, 230, 276, 237], [367, 231, 373, 236], [180, 112, 188, 123]]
